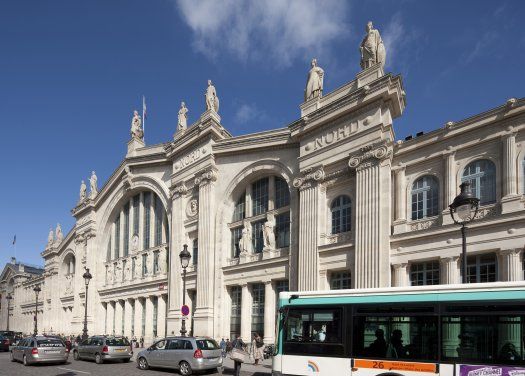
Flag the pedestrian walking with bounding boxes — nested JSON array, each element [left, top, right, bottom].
[[251, 333, 264, 365], [140, 336, 144, 348], [220, 338, 226, 358], [231, 335, 246, 376]]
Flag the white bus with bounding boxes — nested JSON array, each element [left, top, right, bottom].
[[272, 282, 525, 376]]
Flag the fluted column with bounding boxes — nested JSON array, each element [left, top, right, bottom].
[[349, 144, 392, 288], [240, 284, 251, 341], [124, 299, 133, 337], [107, 301, 115, 335], [394, 166, 406, 221], [499, 249, 523, 281], [115, 300, 123, 336], [144, 296, 154, 345], [194, 169, 217, 336], [157, 295, 166, 338], [294, 167, 324, 291], [392, 263, 409, 287], [134, 298, 144, 338], [440, 256, 460, 284], [263, 281, 276, 344], [502, 132, 518, 197]]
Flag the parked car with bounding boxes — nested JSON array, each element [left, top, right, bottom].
[[0, 331, 15, 347], [137, 336, 222, 375], [10, 335, 69, 366], [73, 335, 132, 364], [0, 335, 11, 352]]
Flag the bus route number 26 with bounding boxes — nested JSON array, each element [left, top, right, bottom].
[[372, 361, 385, 369]]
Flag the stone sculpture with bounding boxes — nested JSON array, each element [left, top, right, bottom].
[[89, 171, 98, 198], [263, 215, 276, 250], [304, 58, 324, 101], [131, 110, 144, 140], [65, 274, 73, 295], [55, 223, 63, 243], [178, 102, 188, 131], [48, 228, 54, 246], [205, 80, 220, 113], [80, 180, 87, 201], [238, 227, 251, 254], [360, 21, 386, 69]]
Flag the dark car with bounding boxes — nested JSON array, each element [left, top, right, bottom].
[[0, 335, 11, 352], [0, 331, 15, 347]]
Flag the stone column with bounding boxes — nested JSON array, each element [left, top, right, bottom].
[[263, 281, 276, 344], [139, 192, 144, 252], [129, 198, 135, 241], [349, 145, 392, 288], [502, 132, 518, 197], [115, 300, 123, 336], [293, 167, 325, 291], [107, 301, 115, 335], [194, 169, 217, 336], [440, 256, 460, 284], [442, 150, 456, 226], [134, 298, 144, 338], [144, 296, 154, 345], [392, 263, 409, 287], [222, 286, 232, 339], [394, 165, 406, 221], [499, 249, 523, 281], [157, 295, 167, 338], [119, 210, 125, 258], [124, 299, 133, 337], [240, 284, 251, 341]]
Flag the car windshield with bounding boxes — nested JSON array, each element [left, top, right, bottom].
[[106, 338, 130, 346], [196, 339, 219, 350], [37, 339, 64, 347]]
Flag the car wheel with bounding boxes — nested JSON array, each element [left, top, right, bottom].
[[95, 353, 103, 364], [179, 361, 192, 376], [138, 357, 149, 370], [23, 355, 29, 366], [73, 350, 80, 360]]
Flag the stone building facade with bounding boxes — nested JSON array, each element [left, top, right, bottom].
[[0, 62, 524, 347]]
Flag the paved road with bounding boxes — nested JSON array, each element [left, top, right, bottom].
[[0, 351, 271, 376]]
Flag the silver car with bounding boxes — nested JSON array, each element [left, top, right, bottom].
[[137, 336, 222, 375], [73, 335, 132, 364], [10, 336, 69, 366]]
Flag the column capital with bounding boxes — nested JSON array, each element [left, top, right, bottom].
[[195, 168, 218, 187], [264, 280, 273, 286], [392, 262, 408, 270], [170, 182, 188, 199], [499, 248, 522, 257], [440, 255, 460, 265], [293, 166, 325, 190], [348, 142, 392, 170]]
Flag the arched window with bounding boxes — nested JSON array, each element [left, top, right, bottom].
[[411, 176, 439, 220], [331, 195, 351, 234], [462, 159, 496, 205]]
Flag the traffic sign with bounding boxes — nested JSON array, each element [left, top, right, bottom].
[[181, 304, 190, 316]]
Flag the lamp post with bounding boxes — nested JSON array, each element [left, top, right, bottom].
[[179, 244, 191, 336], [82, 268, 92, 341], [33, 285, 41, 335], [6, 294, 12, 331], [449, 182, 480, 284]]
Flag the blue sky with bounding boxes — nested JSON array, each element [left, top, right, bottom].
[[1, 0, 524, 267]]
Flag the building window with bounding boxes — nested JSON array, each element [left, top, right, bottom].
[[143, 192, 151, 249], [410, 261, 440, 286], [275, 212, 290, 248], [154, 196, 163, 246], [462, 159, 496, 205], [233, 193, 246, 222], [133, 194, 140, 236], [275, 177, 290, 209], [411, 176, 439, 220], [331, 195, 351, 234], [153, 251, 159, 275], [142, 254, 148, 277], [231, 227, 242, 258], [152, 297, 158, 338], [466, 253, 497, 283], [251, 283, 265, 337], [230, 286, 242, 338], [252, 178, 269, 216], [123, 202, 130, 256], [192, 239, 198, 265], [252, 220, 265, 253], [114, 215, 120, 259], [107, 237, 112, 262], [330, 271, 351, 290]]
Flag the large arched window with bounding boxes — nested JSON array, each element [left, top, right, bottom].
[[462, 159, 496, 205], [411, 176, 439, 220], [230, 176, 290, 257], [63, 254, 75, 276], [331, 195, 351, 234]]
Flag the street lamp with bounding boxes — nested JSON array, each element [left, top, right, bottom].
[[33, 285, 41, 336], [82, 268, 92, 341], [449, 182, 480, 284], [6, 294, 12, 331], [179, 244, 191, 336]]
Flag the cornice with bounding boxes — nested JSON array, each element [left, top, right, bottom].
[[213, 128, 295, 155]]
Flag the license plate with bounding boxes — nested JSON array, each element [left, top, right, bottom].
[[116, 349, 126, 352], [46, 350, 60, 354]]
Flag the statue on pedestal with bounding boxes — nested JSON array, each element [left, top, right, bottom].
[[79, 180, 87, 202], [178, 102, 188, 131], [47, 228, 54, 246], [55, 223, 63, 243], [89, 171, 98, 198], [205, 80, 220, 113], [238, 226, 251, 255], [304, 58, 324, 102], [263, 215, 276, 250], [130, 110, 144, 140], [360, 21, 386, 69]]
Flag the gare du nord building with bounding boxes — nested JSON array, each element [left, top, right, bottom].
[[1, 60, 524, 347]]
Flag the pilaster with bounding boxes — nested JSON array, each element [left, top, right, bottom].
[[263, 281, 276, 344], [440, 256, 460, 284], [107, 301, 115, 335], [501, 131, 521, 213], [392, 165, 407, 234], [240, 284, 251, 341], [144, 296, 154, 345], [499, 249, 523, 281], [124, 299, 133, 337], [157, 294, 167, 338], [392, 263, 409, 287], [114, 300, 123, 336], [441, 150, 456, 225], [134, 298, 144, 338]]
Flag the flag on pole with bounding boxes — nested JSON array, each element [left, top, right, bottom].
[[12, 235, 16, 245], [142, 95, 147, 120]]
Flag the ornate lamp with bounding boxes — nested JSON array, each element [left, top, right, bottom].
[[82, 268, 92, 340], [179, 245, 191, 336]]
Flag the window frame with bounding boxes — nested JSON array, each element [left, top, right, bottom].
[[461, 159, 497, 206], [330, 195, 352, 235], [411, 175, 439, 220]]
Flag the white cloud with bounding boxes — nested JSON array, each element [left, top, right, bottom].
[[382, 13, 421, 73], [234, 102, 264, 124], [174, 0, 349, 67], [382, 13, 404, 69]]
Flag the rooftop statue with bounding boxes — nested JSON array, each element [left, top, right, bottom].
[[55, 223, 63, 243], [48, 228, 54, 246], [205, 80, 220, 113], [89, 171, 98, 198], [304, 58, 324, 101], [178, 102, 188, 131], [130, 110, 144, 140], [79, 180, 87, 201], [360, 21, 386, 70]]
